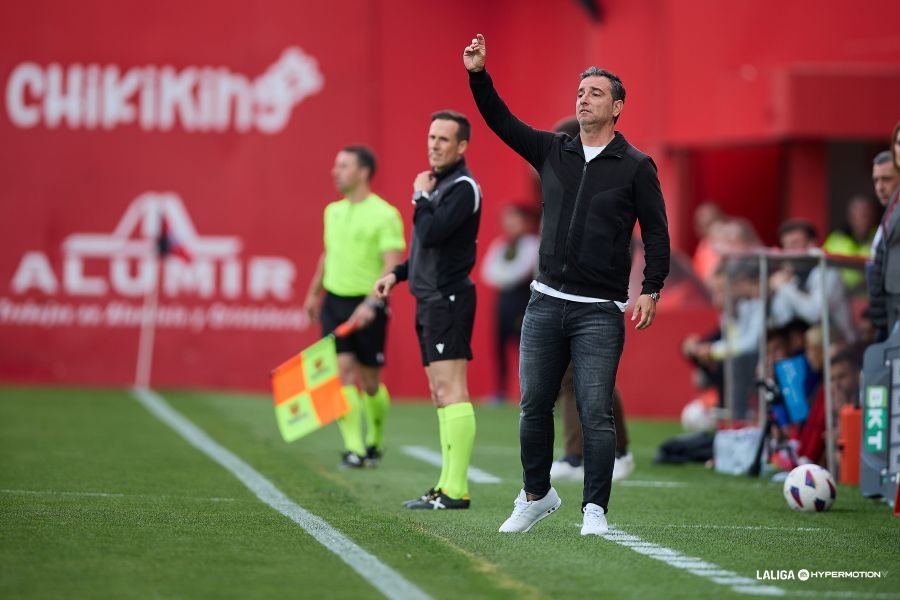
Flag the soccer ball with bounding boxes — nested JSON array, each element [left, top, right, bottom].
[[782, 464, 836, 512], [681, 398, 716, 432]]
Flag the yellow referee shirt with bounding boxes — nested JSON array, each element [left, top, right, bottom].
[[322, 193, 406, 296]]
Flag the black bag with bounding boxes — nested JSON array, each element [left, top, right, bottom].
[[654, 431, 715, 464]]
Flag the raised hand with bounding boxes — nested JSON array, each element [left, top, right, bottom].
[[463, 34, 486, 72]]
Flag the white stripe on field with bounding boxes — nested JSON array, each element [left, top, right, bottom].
[[400, 445, 501, 483], [603, 527, 900, 599], [633, 523, 825, 532], [617, 480, 687, 488], [603, 526, 785, 596], [789, 592, 900, 599], [0, 488, 236, 502], [132, 387, 430, 600]]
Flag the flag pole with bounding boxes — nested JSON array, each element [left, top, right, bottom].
[[134, 221, 163, 390]]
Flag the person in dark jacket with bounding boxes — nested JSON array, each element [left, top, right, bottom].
[[463, 34, 670, 536], [374, 110, 482, 510]]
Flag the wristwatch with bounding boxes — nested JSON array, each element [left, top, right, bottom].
[[412, 190, 430, 204], [645, 292, 661, 303]]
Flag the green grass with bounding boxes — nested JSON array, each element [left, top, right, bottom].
[[1, 386, 898, 600]]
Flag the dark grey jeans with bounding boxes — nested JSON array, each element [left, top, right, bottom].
[[518, 289, 624, 511]]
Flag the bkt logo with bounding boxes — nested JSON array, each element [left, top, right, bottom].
[[10, 192, 296, 300], [5, 47, 323, 134]]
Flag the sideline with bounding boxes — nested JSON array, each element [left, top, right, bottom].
[[132, 387, 430, 600], [401, 445, 502, 483]]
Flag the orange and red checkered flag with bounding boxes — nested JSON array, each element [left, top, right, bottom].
[[270, 321, 357, 442]]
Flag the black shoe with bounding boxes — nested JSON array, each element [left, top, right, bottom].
[[406, 492, 470, 510], [339, 452, 369, 469], [366, 446, 383, 465], [402, 487, 440, 508]]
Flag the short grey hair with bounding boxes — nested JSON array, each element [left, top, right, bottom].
[[874, 150, 892, 166]]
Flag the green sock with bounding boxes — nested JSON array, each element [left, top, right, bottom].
[[363, 384, 390, 450], [337, 385, 366, 456], [435, 407, 449, 491], [442, 402, 476, 500]]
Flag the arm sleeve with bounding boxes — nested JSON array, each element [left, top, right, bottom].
[[378, 207, 407, 253], [469, 69, 555, 169], [634, 158, 670, 294], [413, 179, 478, 248], [392, 261, 409, 283]]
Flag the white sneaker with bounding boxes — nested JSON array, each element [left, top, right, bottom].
[[612, 452, 635, 482], [550, 459, 584, 482], [498, 488, 562, 533], [581, 503, 608, 536]]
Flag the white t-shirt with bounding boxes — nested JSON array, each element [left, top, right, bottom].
[[583, 144, 606, 161], [531, 280, 627, 311]]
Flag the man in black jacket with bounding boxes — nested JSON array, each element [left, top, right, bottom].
[[464, 34, 670, 536], [374, 110, 481, 510]]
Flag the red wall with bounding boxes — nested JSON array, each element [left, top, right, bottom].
[[2, 0, 898, 417]]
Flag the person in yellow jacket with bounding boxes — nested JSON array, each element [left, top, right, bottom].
[[823, 194, 879, 293]]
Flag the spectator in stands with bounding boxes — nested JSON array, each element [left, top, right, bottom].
[[691, 202, 725, 283], [823, 194, 879, 293], [682, 260, 763, 419], [871, 150, 899, 212], [480, 202, 539, 403], [769, 219, 859, 344], [793, 329, 865, 468], [869, 128, 900, 340], [764, 326, 790, 380], [699, 217, 762, 287]]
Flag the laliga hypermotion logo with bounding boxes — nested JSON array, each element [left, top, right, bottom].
[[10, 192, 296, 300], [5, 47, 323, 134]]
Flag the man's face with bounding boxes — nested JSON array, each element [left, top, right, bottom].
[[428, 119, 467, 172], [830, 361, 859, 407], [872, 161, 899, 206], [847, 200, 876, 237], [575, 76, 622, 130], [894, 128, 900, 171], [780, 230, 813, 251], [331, 151, 366, 195]]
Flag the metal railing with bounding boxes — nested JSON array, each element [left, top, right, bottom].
[[719, 249, 868, 476]]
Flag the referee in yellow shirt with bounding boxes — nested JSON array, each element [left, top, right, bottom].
[[304, 145, 406, 468]]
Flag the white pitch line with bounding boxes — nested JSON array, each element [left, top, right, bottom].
[[400, 445, 501, 484], [0, 488, 237, 502], [789, 592, 900, 599], [603, 526, 785, 596], [630, 523, 826, 532], [602, 527, 900, 598], [132, 387, 430, 600], [617, 480, 687, 488]]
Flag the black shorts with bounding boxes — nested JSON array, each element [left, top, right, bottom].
[[320, 292, 388, 367], [415, 285, 476, 366]]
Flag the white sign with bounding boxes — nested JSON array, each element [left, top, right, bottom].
[[5, 47, 324, 134], [3, 191, 307, 331]]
